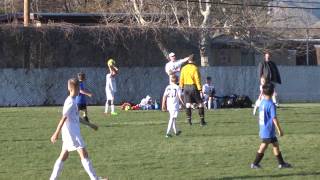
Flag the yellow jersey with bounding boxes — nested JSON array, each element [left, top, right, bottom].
[[179, 63, 202, 91]]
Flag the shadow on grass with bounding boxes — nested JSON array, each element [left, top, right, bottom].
[[278, 106, 314, 110], [0, 138, 48, 142], [209, 172, 320, 180], [100, 121, 169, 128], [283, 120, 320, 124], [289, 112, 320, 115]]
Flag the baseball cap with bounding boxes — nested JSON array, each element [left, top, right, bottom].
[[169, 52, 175, 57]]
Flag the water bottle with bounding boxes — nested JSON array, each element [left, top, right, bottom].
[[154, 100, 159, 110]]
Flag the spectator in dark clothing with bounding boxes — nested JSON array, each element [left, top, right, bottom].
[[258, 52, 281, 106]]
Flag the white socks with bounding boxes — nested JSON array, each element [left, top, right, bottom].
[[105, 101, 115, 113], [81, 158, 98, 180], [50, 159, 64, 180], [208, 98, 212, 109], [166, 117, 177, 134], [105, 101, 109, 113], [172, 118, 177, 134], [50, 158, 97, 180], [111, 105, 115, 113]]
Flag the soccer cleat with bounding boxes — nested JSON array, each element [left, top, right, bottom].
[[200, 121, 207, 126], [111, 112, 118, 116], [175, 130, 182, 136], [83, 116, 90, 122], [250, 163, 261, 169], [165, 134, 172, 138], [278, 162, 292, 169], [90, 124, 98, 131]]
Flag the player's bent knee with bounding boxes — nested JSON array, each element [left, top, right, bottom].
[[78, 148, 89, 159], [60, 151, 69, 161], [272, 142, 279, 148], [259, 143, 268, 152]]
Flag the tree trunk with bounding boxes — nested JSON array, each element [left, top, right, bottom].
[[199, 0, 212, 66], [200, 32, 210, 66]]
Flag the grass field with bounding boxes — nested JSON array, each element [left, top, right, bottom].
[[0, 104, 320, 180]]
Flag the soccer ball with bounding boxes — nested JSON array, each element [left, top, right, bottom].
[[125, 105, 131, 111], [107, 59, 115, 67]]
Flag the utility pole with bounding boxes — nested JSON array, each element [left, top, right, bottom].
[[24, 0, 30, 27]]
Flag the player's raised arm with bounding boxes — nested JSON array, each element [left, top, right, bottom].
[[50, 116, 67, 144], [176, 56, 189, 67], [273, 118, 283, 136], [109, 65, 119, 74], [107, 58, 119, 74]]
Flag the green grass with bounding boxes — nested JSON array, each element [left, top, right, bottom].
[[0, 104, 320, 180]]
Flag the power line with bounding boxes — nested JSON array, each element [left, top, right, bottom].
[[178, 26, 320, 30], [262, 0, 320, 5], [173, 0, 320, 10]]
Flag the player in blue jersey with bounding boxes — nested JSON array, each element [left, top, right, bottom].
[[76, 72, 98, 131], [251, 83, 291, 169]]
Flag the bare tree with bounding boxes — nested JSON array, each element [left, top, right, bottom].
[[4, 0, 307, 65], [121, 0, 276, 66]]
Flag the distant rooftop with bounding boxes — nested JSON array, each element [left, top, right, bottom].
[[269, 0, 320, 28]]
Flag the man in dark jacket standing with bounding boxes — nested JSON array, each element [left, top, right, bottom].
[[258, 52, 281, 105]]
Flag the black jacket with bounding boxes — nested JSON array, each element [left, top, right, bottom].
[[258, 61, 281, 84]]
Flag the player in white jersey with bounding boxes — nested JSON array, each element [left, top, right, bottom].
[[105, 64, 118, 115], [202, 76, 216, 109], [165, 52, 189, 81], [50, 78, 107, 180], [162, 75, 184, 138]]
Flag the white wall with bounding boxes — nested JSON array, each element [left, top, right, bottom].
[[0, 66, 319, 106]]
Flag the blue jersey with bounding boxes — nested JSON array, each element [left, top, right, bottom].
[[76, 82, 86, 105], [258, 99, 276, 139]]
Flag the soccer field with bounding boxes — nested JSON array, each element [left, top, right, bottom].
[[0, 104, 320, 180]]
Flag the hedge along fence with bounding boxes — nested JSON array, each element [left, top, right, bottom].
[[0, 25, 201, 69]]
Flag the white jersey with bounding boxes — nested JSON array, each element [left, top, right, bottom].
[[106, 73, 116, 93], [164, 84, 181, 111], [165, 59, 187, 80], [61, 96, 85, 151], [202, 83, 215, 96]]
